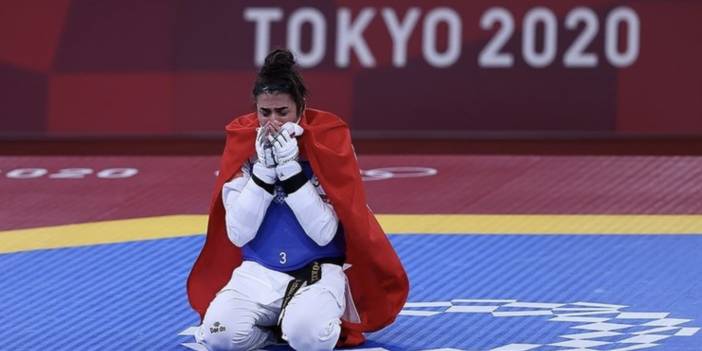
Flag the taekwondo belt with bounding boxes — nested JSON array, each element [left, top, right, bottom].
[[278, 257, 345, 325]]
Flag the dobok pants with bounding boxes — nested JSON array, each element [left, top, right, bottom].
[[196, 260, 346, 351]]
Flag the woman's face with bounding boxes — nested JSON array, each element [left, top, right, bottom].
[[255, 92, 299, 128]]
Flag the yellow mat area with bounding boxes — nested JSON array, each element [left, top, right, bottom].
[[2, 214, 702, 254]]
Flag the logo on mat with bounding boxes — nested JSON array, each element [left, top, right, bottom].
[[180, 298, 700, 350], [396, 298, 700, 351]]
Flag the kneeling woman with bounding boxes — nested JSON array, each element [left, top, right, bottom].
[[186, 49, 409, 351]]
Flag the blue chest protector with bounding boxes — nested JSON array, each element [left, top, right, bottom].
[[242, 161, 345, 272]]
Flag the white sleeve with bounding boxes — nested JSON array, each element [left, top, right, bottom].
[[222, 163, 274, 247], [285, 176, 339, 246]]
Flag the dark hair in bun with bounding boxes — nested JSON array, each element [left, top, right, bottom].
[[253, 49, 307, 116]]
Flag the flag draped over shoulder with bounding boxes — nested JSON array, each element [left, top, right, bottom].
[[186, 108, 409, 346]]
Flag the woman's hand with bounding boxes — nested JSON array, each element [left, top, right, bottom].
[[268, 128, 299, 164], [281, 121, 304, 137], [255, 123, 276, 168]]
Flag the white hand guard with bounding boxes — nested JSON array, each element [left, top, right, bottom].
[[281, 122, 304, 138], [274, 122, 304, 180], [255, 126, 276, 168], [268, 128, 299, 165], [252, 161, 276, 184], [276, 160, 302, 181]]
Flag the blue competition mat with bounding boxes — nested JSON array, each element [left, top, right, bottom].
[[1, 234, 701, 350]]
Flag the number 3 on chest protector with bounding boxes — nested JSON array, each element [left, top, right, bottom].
[[279, 251, 287, 264]]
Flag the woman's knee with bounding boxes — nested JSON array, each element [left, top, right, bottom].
[[196, 321, 259, 351], [281, 315, 341, 351]]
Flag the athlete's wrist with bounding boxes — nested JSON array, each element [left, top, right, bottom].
[[275, 161, 305, 194], [252, 162, 276, 186], [275, 160, 302, 181]]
